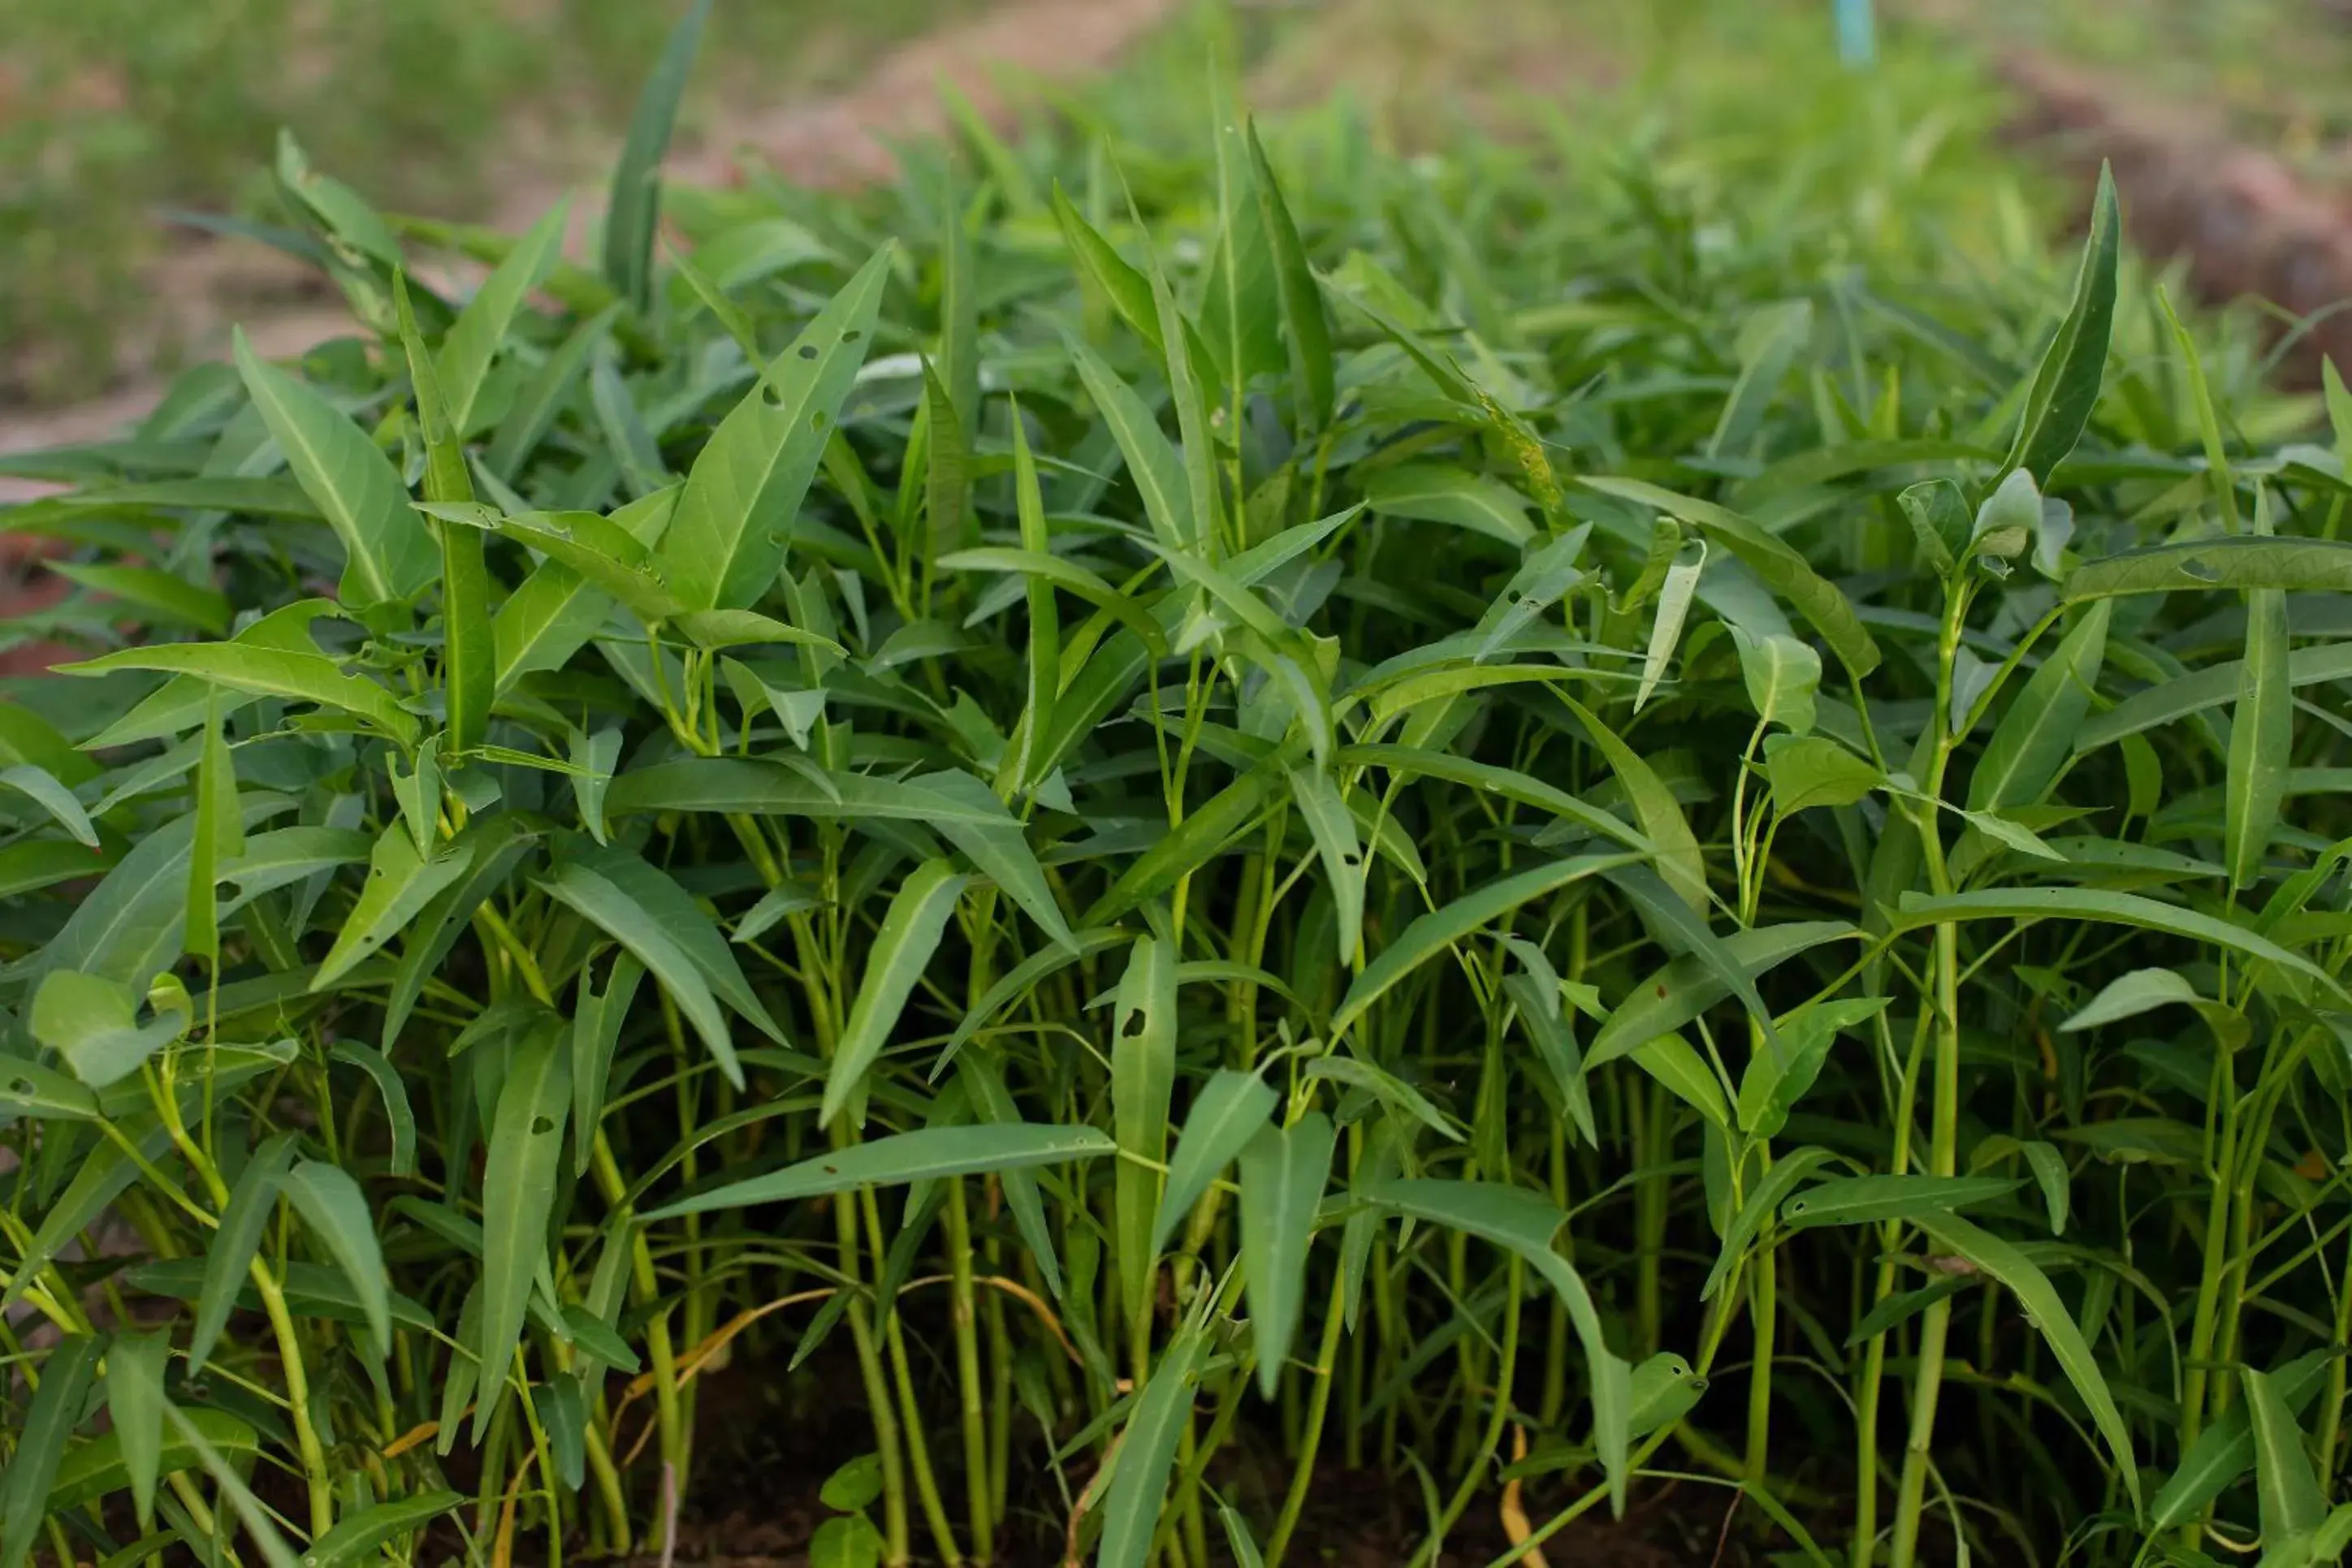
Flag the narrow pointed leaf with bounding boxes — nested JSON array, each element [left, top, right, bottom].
[[822, 860, 967, 1126], [1237, 1112, 1334, 1398], [473, 1026, 572, 1441]]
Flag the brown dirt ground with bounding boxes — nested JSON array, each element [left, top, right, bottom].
[[1899, 0, 2352, 381]]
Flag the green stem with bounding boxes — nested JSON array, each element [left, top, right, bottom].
[[1407, 1255, 1524, 1568], [870, 1188, 962, 1566], [1853, 1004, 1934, 1568], [1266, 1272, 1355, 1568], [1745, 1242, 1778, 1490], [945, 1180, 993, 1565], [250, 1267, 335, 1538]]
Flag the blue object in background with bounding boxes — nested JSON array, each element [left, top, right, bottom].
[[1835, 0, 1877, 66]]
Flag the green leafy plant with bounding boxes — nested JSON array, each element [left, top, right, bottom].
[[4, 6, 2352, 1568]]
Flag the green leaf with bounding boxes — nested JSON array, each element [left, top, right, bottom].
[[2228, 585, 2290, 888], [83, 599, 341, 749], [819, 1454, 884, 1513], [2249, 1367, 2332, 1546], [487, 302, 620, 480], [2061, 968, 2200, 1035], [571, 952, 643, 1177], [539, 858, 742, 1088], [1703, 1147, 1837, 1301], [279, 1160, 390, 1350], [1368, 1179, 1632, 1512], [1202, 77, 1282, 397], [1890, 888, 2343, 996], [999, 400, 1061, 795], [300, 1492, 465, 1568], [2062, 538, 2352, 600], [2151, 1352, 2333, 1537], [1731, 628, 1821, 736], [2004, 163, 2120, 483], [3, 1115, 173, 1315], [382, 815, 538, 1050], [2076, 641, 2352, 754], [1304, 1055, 1460, 1143], [1152, 265, 1223, 559], [456, 505, 684, 621], [1555, 695, 1707, 913], [1779, 1174, 2022, 1229], [1286, 765, 1364, 963], [1096, 1323, 1209, 1568], [0, 1055, 102, 1122], [58, 643, 420, 745], [0, 840, 116, 903], [1735, 997, 1886, 1138], [104, 1329, 171, 1530], [604, 0, 710, 312], [673, 608, 841, 654], [314, 826, 475, 991], [231, 328, 434, 606], [1602, 862, 1782, 1060], [1899, 478, 1970, 574], [161, 1402, 297, 1568], [809, 1514, 884, 1568], [1764, 734, 1881, 815], [44, 563, 231, 636], [1628, 1035, 1730, 1128], [1635, 538, 1706, 712], [1151, 1069, 1278, 1258], [568, 844, 784, 1047], [1967, 602, 2110, 810], [28, 970, 183, 1088], [1710, 300, 1814, 458], [0, 1336, 101, 1568], [25, 810, 204, 991], [396, 279, 493, 754], [1913, 1210, 2138, 1507], [1050, 184, 1158, 351], [184, 695, 240, 963], [1579, 476, 1881, 676], [1346, 745, 1650, 857], [1330, 854, 1636, 1040], [331, 1043, 416, 1179], [41, 1408, 257, 1518], [1471, 528, 1589, 661], [1113, 935, 1179, 1331], [822, 860, 968, 1128], [188, 1134, 298, 1376], [1360, 464, 1535, 547], [473, 1025, 572, 1441], [441, 201, 568, 434], [661, 245, 892, 611], [1247, 123, 1334, 430], [958, 1055, 1066, 1299], [1236, 1112, 1334, 1399], [1626, 1351, 1710, 1437], [492, 485, 679, 687], [648, 1123, 1114, 1218]]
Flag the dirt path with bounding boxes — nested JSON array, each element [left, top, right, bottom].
[[0, 0, 1180, 473], [1993, 45, 2352, 377]]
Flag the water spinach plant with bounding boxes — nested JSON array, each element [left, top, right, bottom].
[[4, 10, 2352, 1566]]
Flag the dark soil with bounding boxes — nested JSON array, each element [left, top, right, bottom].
[[571, 1324, 1783, 1568]]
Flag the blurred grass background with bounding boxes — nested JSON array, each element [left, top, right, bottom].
[[0, 0, 979, 404], [2, 0, 2342, 408]]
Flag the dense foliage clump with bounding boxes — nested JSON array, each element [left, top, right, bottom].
[[4, 10, 2352, 1567]]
